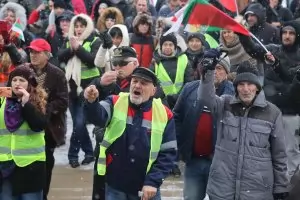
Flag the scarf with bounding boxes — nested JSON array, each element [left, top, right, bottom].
[[219, 34, 253, 67], [65, 41, 83, 95], [4, 98, 23, 132]]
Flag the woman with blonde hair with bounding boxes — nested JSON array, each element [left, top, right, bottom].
[[0, 65, 47, 200]]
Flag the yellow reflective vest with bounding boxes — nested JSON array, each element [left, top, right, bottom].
[[97, 92, 168, 175], [66, 37, 100, 79], [0, 98, 45, 167], [154, 54, 188, 95]]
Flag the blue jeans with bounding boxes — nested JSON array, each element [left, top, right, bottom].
[[106, 184, 161, 200], [184, 157, 212, 200], [0, 179, 43, 200], [68, 96, 93, 161]]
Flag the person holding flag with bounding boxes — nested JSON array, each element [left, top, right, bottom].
[[199, 48, 289, 200], [0, 2, 34, 48]]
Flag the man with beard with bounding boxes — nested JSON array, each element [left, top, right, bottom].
[[238, 20, 300, 180], [244, 2, 279, 45], [84, 67, 177, 200], [89, 46, 166, 200]]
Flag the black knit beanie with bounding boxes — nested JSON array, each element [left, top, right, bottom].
[[233, 61, 261, 91], [7, 65, 38, 88], [160, 33, 177, 48]]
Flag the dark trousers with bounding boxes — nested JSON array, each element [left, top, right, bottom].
[[183, 157, 212, 200], [68, 96, 94, 161], [92, 141, 105, 200], [43, 147, 55, 200]]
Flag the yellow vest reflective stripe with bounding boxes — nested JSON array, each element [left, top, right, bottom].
[[97, 92, 168, 175], [0, 98, 45, 167], [154, 54, 188, 95], [66, 37, 100, 80]]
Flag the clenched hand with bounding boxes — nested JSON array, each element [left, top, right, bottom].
[[84, 85, 99, 103], [141, 185, 157, 200]]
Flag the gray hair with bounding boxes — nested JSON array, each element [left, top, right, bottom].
[[44, 51, 52, 59]]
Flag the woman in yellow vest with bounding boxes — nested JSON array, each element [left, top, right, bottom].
[[0, 66, 47, 200], [57, 13, 101, 168]]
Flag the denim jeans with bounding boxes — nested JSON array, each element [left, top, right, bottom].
[[183, 157, 212, 200], [0, 179, 43, 200], [68, 96, 94, 161], [106, 184, 161, 200]]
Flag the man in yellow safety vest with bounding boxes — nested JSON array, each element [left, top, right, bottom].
[[84, 67, 177, 200]]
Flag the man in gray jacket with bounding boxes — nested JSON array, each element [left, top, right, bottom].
[[200, 49, 289, 200]]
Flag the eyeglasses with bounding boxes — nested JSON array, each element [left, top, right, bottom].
[[112, 60, 132, 67]]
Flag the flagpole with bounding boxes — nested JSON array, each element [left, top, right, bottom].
[[234, 0, 239, 16], [250, 32, 269, 53]]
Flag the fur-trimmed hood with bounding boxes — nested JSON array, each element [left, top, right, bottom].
[[68, 14, 95, 41], [133, 13, 153, 34], [97, 7, 124, 32], [0, 2, 27, 31]]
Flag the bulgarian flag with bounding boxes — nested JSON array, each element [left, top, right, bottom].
[[11, 18, 25, 41], [164, 0, 250, 36], [219, 0, 237, 12]]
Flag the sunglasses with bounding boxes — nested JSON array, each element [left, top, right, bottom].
[[112, 60, 132, 67]]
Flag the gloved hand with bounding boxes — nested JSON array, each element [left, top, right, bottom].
[[273, 192, 289, 200], [102, 33, 113, 49], [201, 48, 222, 71]]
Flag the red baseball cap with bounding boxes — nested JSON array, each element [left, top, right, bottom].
[[27, 38, 51, 52]]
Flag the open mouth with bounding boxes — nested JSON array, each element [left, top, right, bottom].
[[133, 91, 141, 96]]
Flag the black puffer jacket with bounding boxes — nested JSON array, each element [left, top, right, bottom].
[[238, 20, 300, 115], [266, 0, 293, 25], [245, 3, 280, 45], [46, 10, 74, 67]]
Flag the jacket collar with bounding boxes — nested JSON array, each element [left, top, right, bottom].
[[230, 90, 267, 108], [129, 97, 153, 112]]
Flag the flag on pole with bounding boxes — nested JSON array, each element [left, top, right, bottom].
[[182, 0, 249, 35], [219, 0, 237, 12], [165, 0, 249, 36], [170, 4, 188, 22], [11, 18, 25, 41]]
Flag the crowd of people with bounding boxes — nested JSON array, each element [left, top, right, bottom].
[[0, 0, 300, 199]]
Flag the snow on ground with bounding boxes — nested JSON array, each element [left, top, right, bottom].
[[53, 111, 184, 199], [54, 111, 95, 170]]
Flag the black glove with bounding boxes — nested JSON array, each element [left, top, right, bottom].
[[273, 192, 289, 200], [201, 48, 222, 71], [102, 33, 113, 49]]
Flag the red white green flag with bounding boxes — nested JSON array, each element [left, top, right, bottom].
[[183, 0, 249, 35], [219, 0, 237, 12], [11, 18, 25, 41], [165, 0, 249, 36]]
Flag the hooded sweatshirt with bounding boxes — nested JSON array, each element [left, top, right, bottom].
[[245, 3, 279, 45], [94, 24, 130, 72]]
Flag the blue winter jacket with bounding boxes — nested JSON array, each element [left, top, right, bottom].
[[173, 80, 234, 162], [84, 95, 177, 195]]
